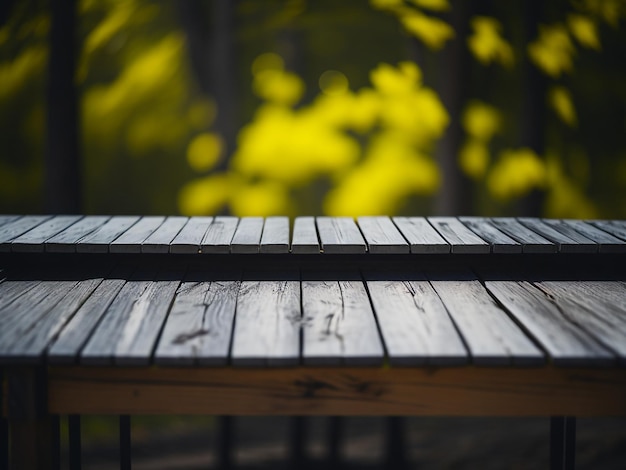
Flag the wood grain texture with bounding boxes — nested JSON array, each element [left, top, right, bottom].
[[260, 216, 290, 253], [0, 215, 20, 227], [490, 218, 556, 253], [10, 215, 82, 252], [110, 216, 165, 253], [291, 216, 320, 254], [0, 216, 51, 251], [170, 217, 213, 254], [459, 217, 521, 254], [316, 217, 366, 253], [357, 217, 409, 254], [485, 280, 614, 366], [302, 274, 384, 365], [201, 216, 238, 253], [142, 216, 188, 253], [45, 216, 110, 252], [76, 216, 140, 253], [588, 220, 626, 242], [231, 276, 300, 365], [365, 275, 467, 365], [156, 276, 240, 366], [230, 217, 264, 254], [392, 217, 450, 254], [534, 281, 626, 364], [559, 220, 626, 253], [0, 280, 40, 310], [430, 275, 544, 365], [49, 366, 626, 416], [519, 218, 595, 253], [428, 217, 490, 254]]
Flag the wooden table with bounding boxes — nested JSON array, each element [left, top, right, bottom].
[[1, 215, 626, 469]]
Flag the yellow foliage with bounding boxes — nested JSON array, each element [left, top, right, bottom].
[[370, 61, 422, 96], [400, 11, 455, 50], [186, 133, 223, 172], [409, 0, 450, 12], [178, 174, 231, 215], [567, 14, 601, 49], [187, 99, 216, 130], [83, 3, 135, 58], [487, 148, 546, 200], [251, 52, 284, 76], [579, 0, 625, 27], [459, 140, 489, 180], [545, 155, 597, 218], [0, 46, 46, 102], [230, 181, 293, 216], [467, 16, 514, 67], [253, 69, 305, 106], [462, 101, 501, 141], [528, 24, 575, 77], [548, 86, 577, 127], [319, 70, 349, 96]]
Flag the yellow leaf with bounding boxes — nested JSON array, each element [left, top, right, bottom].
[[528, 24, 575, 77], [178, 174, 231, 215], [548, 86, 577, 127], [567, 14, 601, 49], [400, 12, 455, 50], [186, 133, 223, 172], [487, 148, 546, 200], [459, 140, 489, 179], [467, 16, 514, 67], [462, 101, 501, 141]]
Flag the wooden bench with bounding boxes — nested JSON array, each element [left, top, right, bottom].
[[1, 215, 626, 469]]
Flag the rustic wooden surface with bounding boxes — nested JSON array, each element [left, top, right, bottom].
[[110, 216, 165, 253], [316, 217, 366, 253], [45, 216, 110, 252], [291, 216, 320, 254], [429, 217, 490, 254], [142, 216, 188, 253], [357, 216, 409, 254], [490, 218, 556, 253], [392, 217, 450, 253], [231, 217, 264, 254], [459, 217, 521, 254], [200, 216, 238, 253], [170, 217, 213, 254]]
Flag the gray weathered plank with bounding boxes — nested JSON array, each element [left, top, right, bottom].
[[155, 275, 240, 366], [490, 218, 556, 253], [0, 278, 103, 363], [302, 273, 384, 365], [0, 215, 20, 227], [142, 216, 188, 253], [200, 216, 239, 254], [231, 274, 300, 366], [534, 281, 626, 364], [459, 217, 521, 254], [47, 273, 128, 364], [230, 217, 264, 254], [170, 217, 213, 254], [428, 217, 490, 254], [392, 217, 450, 254], [365, 273, 467, 365], [291, 216, 320, 254], [519, 218, 595, 253], [430, 274, 544, 365], [10, 216, 83, 252], [76, 216, 140, 253], [357, 216, 409, 254], [45, 216, 110, 252], [485, 280, 614, 366], [110, 216, 165, 253], [558, 220, 626, 253], [316, 217, 366, 253], [81, 271, 181, 365], [588, 220, 626, 242], [260, 216, 290, 253], [0, 215, 51, 251], [0, 280, 41, 310]]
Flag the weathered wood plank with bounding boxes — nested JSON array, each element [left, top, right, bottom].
[[0, 215, 20, 227], [430, 274, 544, 365], [0, 279, 41, 310], [230, 217, 264, 254], [428, 217, 490, 254], [459, 217, 521, 254], [170, 217, 213, 254], [365, 273, 467, 365], [45, 216, 110, 252], [0, 278, 103, 363], [76, 216, 140, 253], [534, 281, 626, 364], [200, 216, 238, 254], [0, 216, 51, 251], [110, 216, 165, 253], [49, 366, 626, 416], [155, 274, 240, 366], [302, 272, 384, 365], [316, 217, 366, 253], [558, 220, 626, 253], [47, 270, 129, 364], [357, 217, 409, 254], [518, 218, 595, 253], [291, 216, 320, 254], [485, 280, 614, 366], [392, 217, 450, 254], [10, 215, 82, 252], [588, 220, 626, 242], [142, 216, 188, 253], [231, 273, 300, 366], [260, 216, 290, 253], [490, 218, 556, 253]]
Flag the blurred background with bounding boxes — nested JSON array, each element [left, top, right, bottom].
[[2, 0, 626, 219], [2, 0, 626, 468]]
